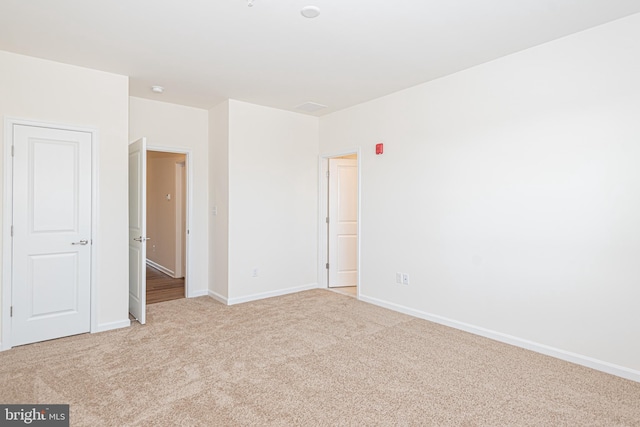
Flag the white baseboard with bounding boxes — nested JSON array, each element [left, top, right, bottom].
[[208, 290, 228, 305], [146, 259, 175, 278], [91, 319, 131, 333], [188, 289, 209, 298], [225, 283, 319, 306], [359, 294, 640, 383]]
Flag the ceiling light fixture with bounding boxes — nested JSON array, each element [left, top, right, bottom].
[[301, 5, 320, 18], [151, 85, 164, 94], [295, 101, 327, 113]]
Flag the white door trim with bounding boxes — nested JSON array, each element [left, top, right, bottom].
[[317, 148, 361, 298], [174, 161, 186, 279], [2, 117, 99, 351], [147, 145, 193, 298]]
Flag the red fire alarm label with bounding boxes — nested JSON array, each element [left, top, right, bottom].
[[376, 143, 384, 155]]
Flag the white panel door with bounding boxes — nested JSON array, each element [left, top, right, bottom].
[[328, 159, 358, 288], [128, 138, 147, 324], [12, 124, 92, 346]]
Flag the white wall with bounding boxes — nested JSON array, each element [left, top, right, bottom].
[[129, 97, 209, 296], [320, 14, 640, 377], [226, 100, 319, 302], [209, 101, 230, 300], [0, 50, 130, 336]]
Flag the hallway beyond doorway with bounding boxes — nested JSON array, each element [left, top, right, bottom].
[[146, 265, 184, 304], [329, 286, 357, 298]]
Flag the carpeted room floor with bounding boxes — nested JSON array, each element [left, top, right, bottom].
[[1, 289, 639, 426]]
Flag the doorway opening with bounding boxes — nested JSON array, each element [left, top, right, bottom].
[[145, 150, 187, 305], [319, 151, 360, 299], [129, 140, 192, 324]]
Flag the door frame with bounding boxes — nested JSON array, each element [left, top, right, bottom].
[[147, 145, 193, 297], [2, 117, 99, 351], [174, 160, 186, 279], [318, 148, 361, 297]]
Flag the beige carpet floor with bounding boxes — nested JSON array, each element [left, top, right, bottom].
[[1, 289, 639, 426]]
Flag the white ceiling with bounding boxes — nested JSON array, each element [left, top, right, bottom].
[[1, 1, 639, 116]]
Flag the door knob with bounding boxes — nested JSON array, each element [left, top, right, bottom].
[[71, 240, 89, 245], [133, 237, 150, 242]]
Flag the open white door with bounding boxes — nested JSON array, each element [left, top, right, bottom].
[[128, 138, 147, 324], [11, 124, 92, 346], [328, 158, 358, 288]]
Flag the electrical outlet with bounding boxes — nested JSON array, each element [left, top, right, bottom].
[[396, 272, 402, 284], [252, 268, 259, 277], [402, 273, 409, 285]]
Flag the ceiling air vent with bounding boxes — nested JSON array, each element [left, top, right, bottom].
[[295, 102, 327, 113]]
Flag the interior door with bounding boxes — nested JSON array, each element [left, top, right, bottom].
[[328, 158, 358, 288], [12, 124, 92, 346], [128, 138, 147, 324]]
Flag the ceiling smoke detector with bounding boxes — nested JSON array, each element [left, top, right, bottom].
[[151, 85, 164, 94], [301, 6, 320, 18]]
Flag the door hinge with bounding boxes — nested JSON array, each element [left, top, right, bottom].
[[10, 225, 13, 237], [325, 263, 329, 269], [11, 146, 14, 157], [326, 217, 329, 224], [10, 306, 13, 317]]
